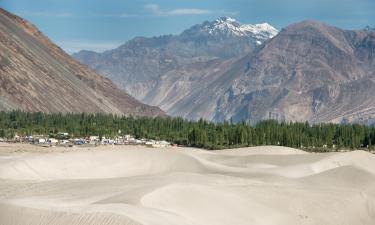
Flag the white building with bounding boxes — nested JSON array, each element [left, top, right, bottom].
[[145, 140, 156, 147], [59, 140, 70, 145], [124, 135, 133, 141], [89, 136, 100, 141], [146, 140, 171, 148], [47, 138, 58, 144]]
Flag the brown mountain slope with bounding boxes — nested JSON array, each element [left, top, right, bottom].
[[209, 21, 375, 124], [74, 20, 375, 124], [73, 17, 277, 107], [0, 8, 165, 117]]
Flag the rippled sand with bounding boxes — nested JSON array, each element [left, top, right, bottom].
[[0, 143, 374, 225]]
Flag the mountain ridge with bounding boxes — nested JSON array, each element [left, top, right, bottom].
[[212, 20, 375, 123], [74, 18, 375, 124], [0, 8, 165, 117], [73, 17, 278, 106], [180, 17, 278, 42]]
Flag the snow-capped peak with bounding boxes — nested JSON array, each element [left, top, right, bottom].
[[216, 16, 237, 23], [240, 23, 278, 39], [182, 17, 278, 44]]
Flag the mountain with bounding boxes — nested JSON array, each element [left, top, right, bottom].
[[73, 17, 278, 101], [208, 21, 375, 124], [75, 18, 375, 124], [181, 17, 278, 44], [0, 8, 165, 117], [181, 17, 277, 41]]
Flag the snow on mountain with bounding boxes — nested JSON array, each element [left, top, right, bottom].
[[183, 17, 278, 44], [240, 22, 278, 39]]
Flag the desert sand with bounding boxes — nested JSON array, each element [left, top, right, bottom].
[[0, 143, 374, 225]]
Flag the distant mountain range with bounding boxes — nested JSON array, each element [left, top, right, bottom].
[[0, 8, 165, 117], [74, 17, 375, 124], [73, 17, 278, 102], [72, 17, 278, 119]]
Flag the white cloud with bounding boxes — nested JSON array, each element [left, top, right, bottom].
[[144, 4, 162, 15], [56, 41, 122, 54], [144, 4, 213, 16], [90, 5, 238, 18], [169, 9, 212, 16]]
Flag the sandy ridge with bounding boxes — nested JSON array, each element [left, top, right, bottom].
[[0, 144, 375, 225]]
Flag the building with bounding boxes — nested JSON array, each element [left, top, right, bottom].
[[47, 138, 58, 145], [89, 136, 99, 141], [59, 140, 70, 145], [146, 140, 171, 148]]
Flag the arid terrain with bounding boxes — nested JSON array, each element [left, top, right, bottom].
[[0, 8, 164, 117], [75, 18, 375, 124], [0, 143, 374, 225]]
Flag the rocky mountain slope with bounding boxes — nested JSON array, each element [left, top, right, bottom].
[[74, 17, 375, 124], [0, 8, 165, 117], [209, 21, 375, 124], [73, 17, 278, 101]]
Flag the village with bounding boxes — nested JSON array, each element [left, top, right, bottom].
[[0, 133, 173, 148]]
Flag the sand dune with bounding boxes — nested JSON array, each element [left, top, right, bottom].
[[0, 149, 206, 180], [0, 144, 375, 225]]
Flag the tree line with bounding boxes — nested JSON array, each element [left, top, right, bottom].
[[0, 111, 374, 151]]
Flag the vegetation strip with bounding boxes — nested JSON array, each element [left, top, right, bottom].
[[0, 111, 374, 151]]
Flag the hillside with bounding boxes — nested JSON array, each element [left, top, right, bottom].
[[75, 19, 375, 124], [73, 17, 278, 105], [211, 21, 375, 123], [0, 8, 165, 117]]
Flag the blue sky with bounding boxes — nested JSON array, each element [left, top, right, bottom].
[[1, 0, 374, 53]]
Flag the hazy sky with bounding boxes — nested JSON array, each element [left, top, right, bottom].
[[1, 0, 374, 53]]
